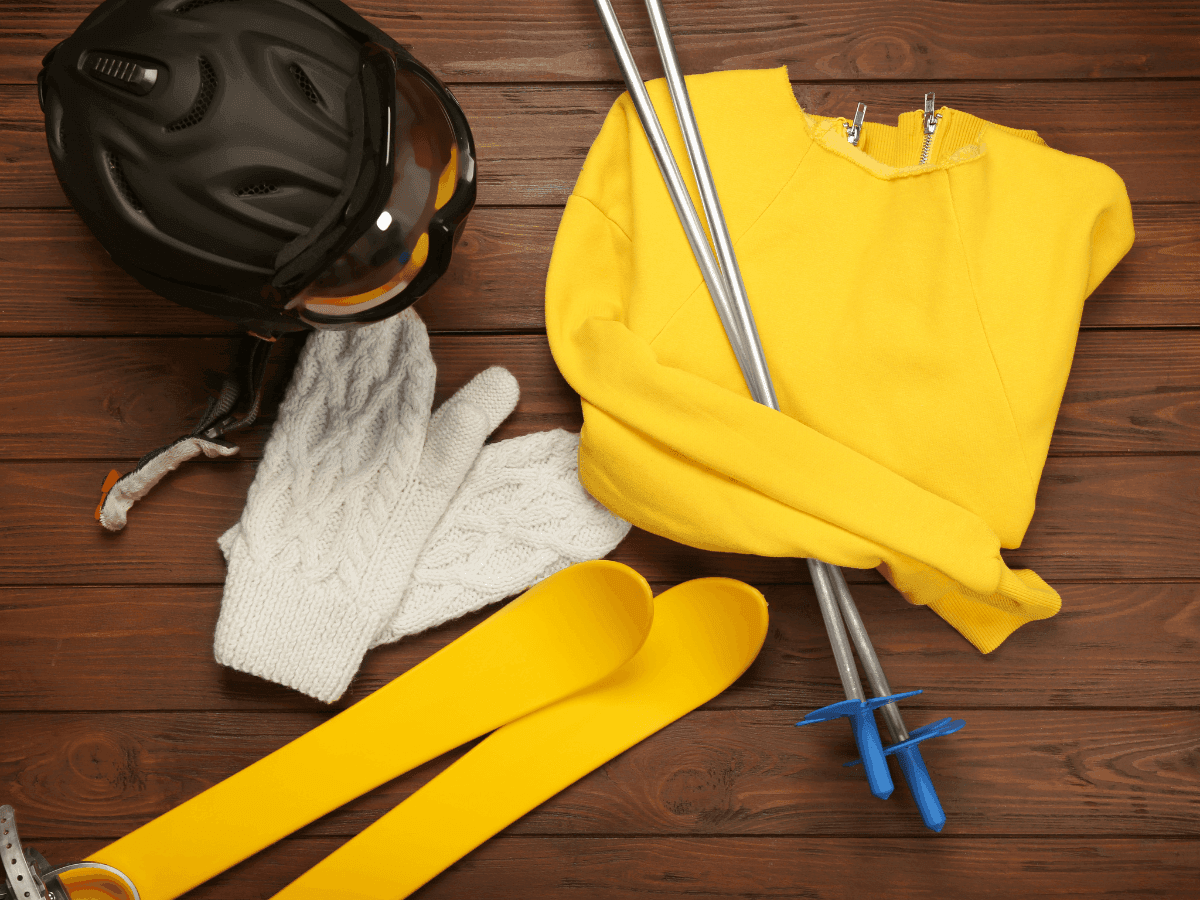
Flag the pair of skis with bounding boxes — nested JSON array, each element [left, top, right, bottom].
[[84, 561, 767, 900]]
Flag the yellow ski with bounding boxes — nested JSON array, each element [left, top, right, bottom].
[[88, 560, 655, 900]]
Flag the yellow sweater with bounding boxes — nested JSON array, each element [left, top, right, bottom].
[[545, 67, 1134, 652]]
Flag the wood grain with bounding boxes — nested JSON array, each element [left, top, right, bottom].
[[0, 457, 1196, 586], [19, 836, 1200, 900], [3, 81, 1198, 210], [0, 203, 1194, 335], [5, 0, 1199, 84], [1, 4, 1196, 899], [0, 333, 581, 457], [1, 331, 1196, 458], [3, 709, 1197, 839], [1, 582, 1197, 711]]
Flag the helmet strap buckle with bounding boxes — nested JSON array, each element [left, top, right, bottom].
[[2, 806, 140, 900]]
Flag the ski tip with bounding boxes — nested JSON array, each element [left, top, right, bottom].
[[516, 558, 655, 647], [659, 577, 768, 645], [642, 577, 770, 700]]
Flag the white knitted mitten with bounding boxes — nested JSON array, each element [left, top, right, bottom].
[[372, 429, 633, 646], [213, 310, 518, 703]]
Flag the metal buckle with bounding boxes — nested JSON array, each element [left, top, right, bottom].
[[1, 807, 141, 900], [1, 806, 47, 900]]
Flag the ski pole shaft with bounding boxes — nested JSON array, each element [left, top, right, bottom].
[[639, 0, 904, 789], [827, 563, 910, 741], [595, 0, 909, 725], [808, 559, 865, 702], [640, 0, 777, 407], [589, 0, 762, 391]]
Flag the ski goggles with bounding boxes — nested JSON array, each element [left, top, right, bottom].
[[2, 807, 140, 900], [273, 40, 476, 329]]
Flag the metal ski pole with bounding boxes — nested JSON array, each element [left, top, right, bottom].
[[589, 0, 760, 392], [638, 0, 776, 407], [590, 0, 895, 796]]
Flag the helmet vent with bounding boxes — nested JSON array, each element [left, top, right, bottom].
[[105, 152, 144, 212], [235, 182, 279, 197], [166, 57, 217, 131], [175, 0, 236, 13], [288, 64, 323, 106]]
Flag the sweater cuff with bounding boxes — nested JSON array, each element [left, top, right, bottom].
[[213, 559, 383, 704], [887, 558, 1062, 653]]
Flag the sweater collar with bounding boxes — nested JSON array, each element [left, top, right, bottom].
[[757, 66, 1041, 179]]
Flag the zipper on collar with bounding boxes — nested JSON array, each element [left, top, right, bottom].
[[920, 93, 942, 164], [844, 102, 867, 146]]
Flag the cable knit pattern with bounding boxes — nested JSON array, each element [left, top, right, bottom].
[[373, 430, 633, 645], [213, 310, 519, 703]]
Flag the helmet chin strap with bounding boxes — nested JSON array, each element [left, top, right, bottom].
[[94, 332, 277, 532], [1, 807, 141, 900]]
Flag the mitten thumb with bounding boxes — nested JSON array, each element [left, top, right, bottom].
[[372, 429, 632, 646], [416, 366, 519, 497]]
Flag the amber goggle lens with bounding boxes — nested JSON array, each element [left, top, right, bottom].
[[289, 65, 466, 323], [43, 864, 139, 900]]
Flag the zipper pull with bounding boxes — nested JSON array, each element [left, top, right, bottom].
[[844, 102, 867, 146], [920, 92, 942, 164]]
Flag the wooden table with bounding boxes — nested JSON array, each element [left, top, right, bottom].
[[2, 1, 1198, 897]]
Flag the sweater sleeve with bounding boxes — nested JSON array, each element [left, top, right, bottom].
[[948, 129, 1135, 481], [547, 103, 1066, 654]]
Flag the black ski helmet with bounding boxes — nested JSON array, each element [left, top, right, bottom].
[[38, 0, 476, 334]]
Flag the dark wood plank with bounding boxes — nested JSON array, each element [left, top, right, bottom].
[[1, 456, 1195, 585], [183, 835, 1200, 900], [1084, 203, 1200, 328], [4, 709, 1198, 838], [4, 0, 1198, 85], [0, 203, 1193, 335], [1055, 330, 1200, 453], [1, 330, 1196, 458], [1006, 456, 1200, 581], [20, 836, 1200, 900], [3, 81, 1197, 210], [2, 582, 1197, 711]]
